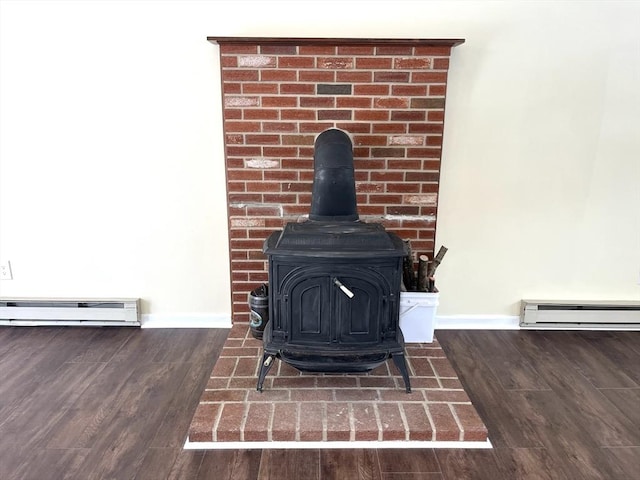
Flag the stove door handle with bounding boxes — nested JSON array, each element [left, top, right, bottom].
[[333, 278, 354, 298]]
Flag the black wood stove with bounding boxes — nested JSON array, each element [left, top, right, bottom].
[[257, 128, 411, 392]]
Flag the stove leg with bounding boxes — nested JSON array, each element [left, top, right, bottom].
[[391, 353, 412, 393], [257, 353, 276, 392]]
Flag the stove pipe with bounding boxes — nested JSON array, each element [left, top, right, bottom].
[[309, 129, 359, 222]]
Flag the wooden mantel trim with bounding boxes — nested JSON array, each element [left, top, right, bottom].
[[207, 37, 465, 47]]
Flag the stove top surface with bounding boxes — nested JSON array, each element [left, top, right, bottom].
[[265, 221, 405, 257]]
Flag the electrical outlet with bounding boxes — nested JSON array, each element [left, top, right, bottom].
[[0, 260, 13, 280]]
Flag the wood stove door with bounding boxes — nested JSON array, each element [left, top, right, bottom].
[[334, 275, 382, 344], [287, 271, 385, 347], [289, 275, 331, 344]]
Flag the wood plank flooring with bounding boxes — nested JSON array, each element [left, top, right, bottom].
[[0, 326, 638, 479]]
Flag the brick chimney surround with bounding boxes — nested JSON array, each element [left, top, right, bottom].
[[209, 37, 465, 323]]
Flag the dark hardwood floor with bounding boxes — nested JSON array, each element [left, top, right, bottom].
[[0, 326, 638, 479]]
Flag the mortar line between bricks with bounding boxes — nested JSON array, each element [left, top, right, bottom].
[[407, 357, 417, 376], [214, 374, 231, 390], [240, 402, 249, 441], [348, 403, 355, 442], [267, 403, 274, 442], [295, 401, 301, 442], [373, 403, 383, 441], [397, 403, 411, 441], [427, 357, 444, 388], [212, 403, 224, 442], [448, 403, 464, 441], [322, 402, 327, 442], [229, 357, 240, 378], [423, 402, 436, 441]]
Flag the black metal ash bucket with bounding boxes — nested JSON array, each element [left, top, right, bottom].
[[248, 284, 269, 339]]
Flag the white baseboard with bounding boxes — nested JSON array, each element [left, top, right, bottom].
[[435, 315, 520, 330], [139, 314, 518, 330], [140, 313, 232, 329]]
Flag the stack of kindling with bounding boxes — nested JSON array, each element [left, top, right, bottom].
[[402, 243, 448, 293]]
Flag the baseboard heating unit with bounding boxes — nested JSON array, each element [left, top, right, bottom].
[[520, 299, 640, 330], [0, 298, 140, 327]]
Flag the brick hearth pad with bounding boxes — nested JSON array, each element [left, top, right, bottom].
[[186, 324, 489, 449]]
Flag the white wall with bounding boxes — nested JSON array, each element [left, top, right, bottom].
[[0, 1, 230, 317], [436, 2, 640, 314], [1, 1, 638, 320]]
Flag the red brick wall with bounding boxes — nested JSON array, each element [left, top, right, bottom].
[[211, 38, 462, 323]]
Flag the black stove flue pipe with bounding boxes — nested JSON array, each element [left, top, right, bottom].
[[309, 128, 359, 222]]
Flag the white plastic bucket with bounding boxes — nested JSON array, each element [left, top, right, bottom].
[[399, 291, 439, 343]]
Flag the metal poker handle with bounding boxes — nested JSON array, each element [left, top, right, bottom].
[[333, 278, 354, 298]]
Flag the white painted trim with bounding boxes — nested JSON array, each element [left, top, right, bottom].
[[0, 320, 140, 327], [435, 315, 521, 330], [140, 313, 232, 329], [184, 438, 493, 450], [141, 313, 519, 330]]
